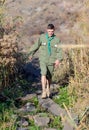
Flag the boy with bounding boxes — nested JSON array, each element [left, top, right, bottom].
[[29, 24, 63, 98]]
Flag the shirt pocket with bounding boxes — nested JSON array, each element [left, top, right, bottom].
[[40, 42, 47, 52], [39, 42, 47, 55], [51, 44, 57, 52], [41, 42, 47, 46]]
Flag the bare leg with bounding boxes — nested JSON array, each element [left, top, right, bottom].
[[41, 75, 47, 98], [46, 79, 51, 97]]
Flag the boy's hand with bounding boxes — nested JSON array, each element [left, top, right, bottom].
[[28, 56, 32, 61], [54, 60, 60, 68]]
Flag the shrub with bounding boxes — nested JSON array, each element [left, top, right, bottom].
[[0, 1, 26, 92]]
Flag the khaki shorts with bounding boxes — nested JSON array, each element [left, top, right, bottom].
[[40, 62, 54, 80]]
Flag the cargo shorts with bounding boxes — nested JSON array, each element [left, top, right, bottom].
[[40, 62, 54, 80]]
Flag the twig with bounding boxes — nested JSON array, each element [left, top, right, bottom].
[[63, 103, 77, 128], [76, 115, 89, 130]]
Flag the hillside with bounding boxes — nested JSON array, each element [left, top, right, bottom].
[[5, 0, 89, 113], [5, 0, 87, 48]]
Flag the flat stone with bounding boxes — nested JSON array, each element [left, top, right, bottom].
[[20, 94, 37, 101], [18, 102, 36, 112], [17, 118, 29, 127], [38, 96, 75, 130], [62, 114, 76, 130], [63, 121, 74, 130], [21, 121, 29, 127], [25, 102, 36, 111], [35, 90, 42, 95], [38, 95, 66, 116], [34, 115, 50, 127]]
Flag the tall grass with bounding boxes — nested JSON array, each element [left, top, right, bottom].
[[53, 2, 89, 128], [54, 0, 89, 115], [68, 0, 89, 114], [0, 1, 26, 92], [0, 105, 17, 130], [0, 2, 28, 129]]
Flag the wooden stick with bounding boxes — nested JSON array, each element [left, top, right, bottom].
[[63, 103, 73, 120], [63, 103, 77, 128]]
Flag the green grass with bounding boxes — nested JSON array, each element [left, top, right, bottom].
[[53, 87, 75, 108], [28, 119, 41, 130], [28, 126, 40, 130], [0, 101, 17, 130], [49, 116, 63, 130], [29, 96, 39, 107], [0, 81, 64, 130]]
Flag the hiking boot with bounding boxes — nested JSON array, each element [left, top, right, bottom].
[[41, 91, 47, 99], [46, 88, 50, 98]]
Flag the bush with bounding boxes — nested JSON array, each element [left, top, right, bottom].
[[0, 1, 26, 92]]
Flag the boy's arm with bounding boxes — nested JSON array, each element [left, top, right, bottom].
[[28, 37, 41, 58], [56, 39, 63, 61], [54, 39, 63, 68]]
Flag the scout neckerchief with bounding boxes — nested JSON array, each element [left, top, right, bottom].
[[46, 33, 55, 55]]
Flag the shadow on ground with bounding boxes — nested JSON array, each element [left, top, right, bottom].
[[22, 57, 42, 94]]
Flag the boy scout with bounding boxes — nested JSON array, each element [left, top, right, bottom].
[[29, 24, 63, 98]]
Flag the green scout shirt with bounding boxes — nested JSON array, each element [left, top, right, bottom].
[[29, 33, 63, 64]]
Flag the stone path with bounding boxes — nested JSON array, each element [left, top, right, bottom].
[[38, 95, 74, 130], [17, 92, 75, 130], [38, 95, 66, 116], [16, 58, 76, 130]]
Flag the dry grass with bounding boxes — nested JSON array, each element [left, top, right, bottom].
[[68, 0, 89, 115], [54, 0, 89, 128], [0, 2, 25, 91], [0, 32, 18, 89]]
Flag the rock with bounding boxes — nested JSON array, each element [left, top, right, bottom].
[[34, 115, 50, 127], [50, 83, 60, 90], [18, 102, 36, 113], [36, 90, 42, 95], [25, 102, 36, 111], [22, 121, 29, 127], [17, 118, 29, 127], [38, 95, 66, 116], [63, 121, 74, 130], [38, 96, 74, 130], [20, 94, 37, 101], [23, 115, 34, 121]]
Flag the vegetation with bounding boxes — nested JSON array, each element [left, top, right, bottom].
[[0, 101, 17, 130], [0, 0, 89, 130], [0, 2, 30, 129], [49, 116, 63, 130], [53, 87, 77, 108], [0, 0, 26, 91], [53, 0, 89, 129]]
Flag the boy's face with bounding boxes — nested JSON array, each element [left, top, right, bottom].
[[47, 29, 55, 37]]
